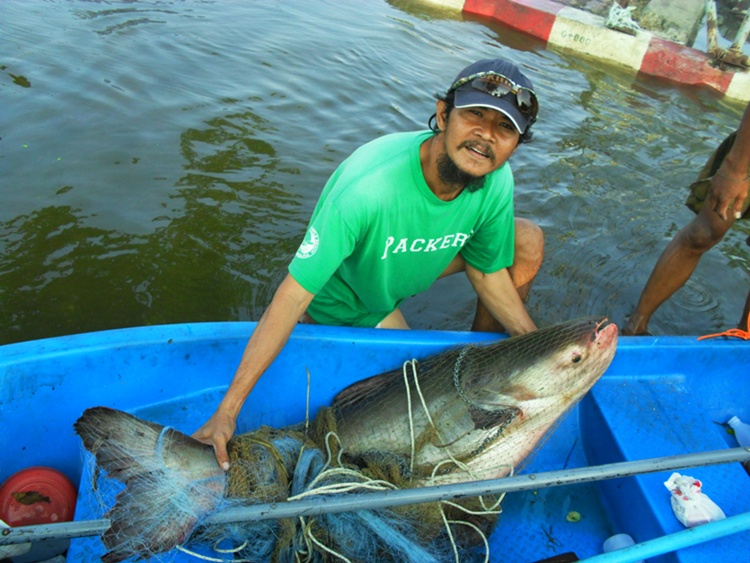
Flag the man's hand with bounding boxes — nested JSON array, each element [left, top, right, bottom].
[[465, 265, 537, 336], [193, 410, 237, 471], [191, 273, 315, 471], [709, 172, 748, 221], [710, 102, 750, 221]]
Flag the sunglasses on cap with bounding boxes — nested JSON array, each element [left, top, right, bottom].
[[450, 71, 539, 123]]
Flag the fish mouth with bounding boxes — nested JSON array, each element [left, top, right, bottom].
[[593, 317, 619, 348]]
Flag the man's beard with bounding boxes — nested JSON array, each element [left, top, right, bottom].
[[436, 149, 487, 193]]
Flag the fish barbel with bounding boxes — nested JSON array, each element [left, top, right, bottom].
[[332, 316, 618, 484]]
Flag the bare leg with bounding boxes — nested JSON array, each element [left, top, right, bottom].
[[471, 218, 544, 332], [378, 308, 410, 329], [624, 203, 734, 335]]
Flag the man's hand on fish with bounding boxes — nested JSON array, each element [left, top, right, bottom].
[[194, 274, 315, 468], [193, 409, 236, 471]]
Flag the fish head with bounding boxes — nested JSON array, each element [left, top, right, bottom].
[[416, 316, 618, 484], [457, 316, 618, 412]]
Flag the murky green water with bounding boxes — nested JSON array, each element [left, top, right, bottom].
[[1, 0, 748, 344]]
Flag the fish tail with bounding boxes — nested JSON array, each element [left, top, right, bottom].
[[74, 407, 226, 562], [74, 407, 168, 481]]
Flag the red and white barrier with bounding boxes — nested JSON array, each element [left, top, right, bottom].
[[441, 0, 750, 102]]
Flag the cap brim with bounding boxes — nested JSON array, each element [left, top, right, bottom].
[[454, 87, 528, 134]]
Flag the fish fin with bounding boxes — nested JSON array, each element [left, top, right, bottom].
[[101, 475, 198, 563], [468, 406, 520, 431], [74, 407, 169, 482], [74, 407, 225, 562], [333, 367, 399, 409]]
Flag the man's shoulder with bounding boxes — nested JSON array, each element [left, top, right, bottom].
[[333, 130, 429, 187], [352, 130, 430, 157]]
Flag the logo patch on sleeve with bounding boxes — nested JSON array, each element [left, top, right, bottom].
[[296, 227, 319, 259]]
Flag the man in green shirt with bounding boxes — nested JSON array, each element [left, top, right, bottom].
[[195, 58, 544, 469]]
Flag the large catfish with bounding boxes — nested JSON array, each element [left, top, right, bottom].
[[73, 316, 617, 561], [332, 315, 618, 484]]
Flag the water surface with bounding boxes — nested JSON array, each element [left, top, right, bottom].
[[1, 0, 748, 344]]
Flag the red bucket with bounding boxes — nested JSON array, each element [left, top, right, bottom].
[[0, 467, 77, 526]]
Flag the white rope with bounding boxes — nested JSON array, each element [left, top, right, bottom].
[[303, 526, 352, 562], [605, 2, 642, 33], [446, 518, 491, 563], [401, 358, 512, 562], [402, 359, 419, 473], [288, 473, 397, 500], [322, 430, 345, 469], [286, 463, 399, 562], [175, 543, 255, 562], [439, 500, 461, 563], [212, 539, 248, 553], [402, 358, 467, 473]]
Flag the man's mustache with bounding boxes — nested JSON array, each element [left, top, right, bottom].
[[460, 140, 496, 163]]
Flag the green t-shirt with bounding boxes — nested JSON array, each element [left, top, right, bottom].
[[289, 130, 516, 327]]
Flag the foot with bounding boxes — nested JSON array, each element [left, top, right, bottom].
[[622, 314, 651, 336]]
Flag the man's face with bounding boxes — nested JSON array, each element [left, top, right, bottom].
[[436, 101, 521, 183]]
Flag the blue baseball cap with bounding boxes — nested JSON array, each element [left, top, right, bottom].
[[449, 58, 538, 134]]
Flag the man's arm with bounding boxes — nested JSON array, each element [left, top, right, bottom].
[[464, 263, 537, 336], [710, 102, 750, 221], [192, 273, 314, 469]]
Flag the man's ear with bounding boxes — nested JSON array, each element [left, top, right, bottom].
[[435, 100, 448, 132]]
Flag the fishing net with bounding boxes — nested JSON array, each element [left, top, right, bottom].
[[77, 316, 617, 563], [195, 424, 473, 562], [79, 419, 489, 563]]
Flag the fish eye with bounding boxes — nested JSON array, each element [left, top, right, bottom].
[[571, 352, 582, 364]]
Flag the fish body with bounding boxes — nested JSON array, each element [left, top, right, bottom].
[[332, 316, 618, 484]]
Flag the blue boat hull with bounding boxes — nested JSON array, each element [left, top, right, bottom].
[[1, 323, 748, 562]]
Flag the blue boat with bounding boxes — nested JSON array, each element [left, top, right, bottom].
[[0, 322, 748, 562]]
